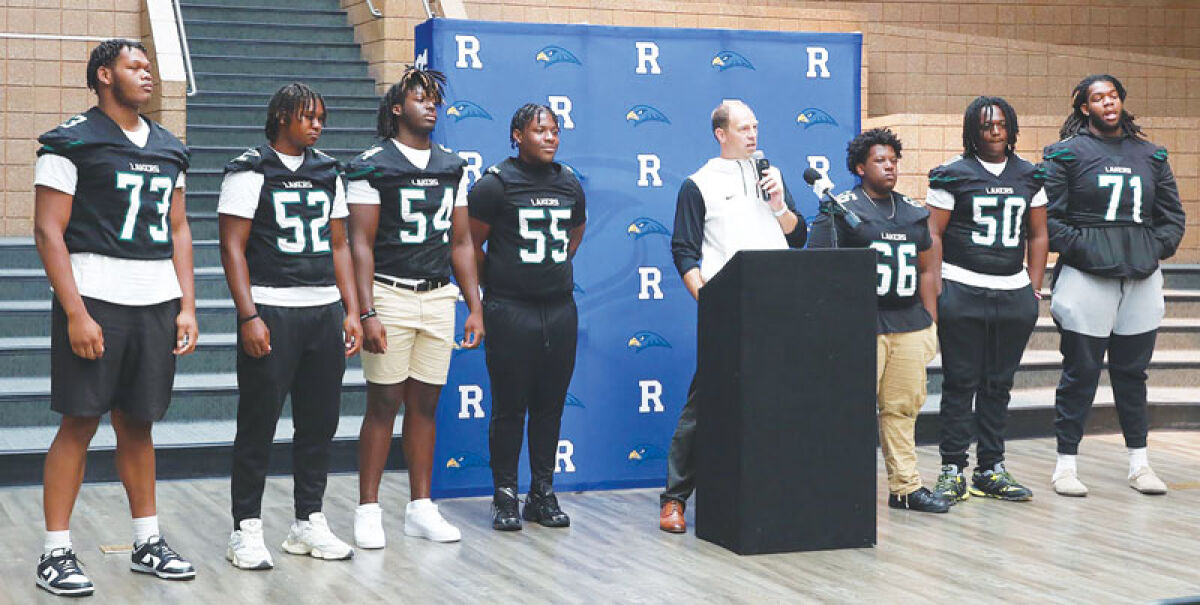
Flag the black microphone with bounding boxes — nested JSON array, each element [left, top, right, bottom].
[[803, 168, 860, 228], [751, 150, 770, 201]]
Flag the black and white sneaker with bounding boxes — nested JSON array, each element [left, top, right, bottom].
[[36, 548, 95, 597], [130, 536, 196, 580]]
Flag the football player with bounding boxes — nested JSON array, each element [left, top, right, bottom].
[[33, 39, 197, 596], [927, 97, 1047, 504], [810, 128, 950, 513], [219, 82, 362, 568], [1043, 75, 1185, 497], [346, 67, 483, 546], [468, 104, 587, 530]]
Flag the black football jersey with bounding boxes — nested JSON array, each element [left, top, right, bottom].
[[811, 187, 933, 334], [927, 155, 1045, 276], [468, 158, 587, 300], [344, 141, 466, 279], [223, 145, 340, 288], [36, 107, 189, 260], [1042, 130, 1186, 278]]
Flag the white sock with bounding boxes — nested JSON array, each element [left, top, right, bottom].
[[1129, 447, 1149, 476], [132, 515, 159, 546], [44, 530, 71, 555], [1054, 454, 1077, 477]]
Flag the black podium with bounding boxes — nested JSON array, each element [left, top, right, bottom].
[[694, 249, 877, 555]]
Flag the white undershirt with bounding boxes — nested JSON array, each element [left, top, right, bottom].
[[345, 140, 469, 284], [217, 148, 348, 307], [33, 117, 185, 306], [925, 157, 1048, 290]]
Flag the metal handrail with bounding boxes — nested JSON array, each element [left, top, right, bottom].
[[368, 0, 384, 18], [0, 33, 108, 41], [171, 0, 198, 96], [420, 0, 432, 18]]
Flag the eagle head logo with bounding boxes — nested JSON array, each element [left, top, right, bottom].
[[565, 393, 585, 408], [445, 452, 488, 469], [446, 101, 492, 122], [535, 45, 581, 67], [711, 50, 755, 71], [573, 282, 585, 295], [625, 104, 670, 126], [627, 330, 672, 351], [627, 217, 670, 239], [558, 160, 586, 184], [628, 443, 668, 463], [796, 108, 838, 128]]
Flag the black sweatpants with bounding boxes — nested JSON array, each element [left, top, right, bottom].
[[937, 281, 1038, 470], [484, 294, 577, 492], [1054, 329, 1156, 455], [231, 302, 346, 526]]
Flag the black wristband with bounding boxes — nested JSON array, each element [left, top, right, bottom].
[[360, 308, 377, 322], [237, 313, 259, 326]]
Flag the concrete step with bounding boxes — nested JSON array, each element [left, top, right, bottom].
[[182, 0, 342, 10], [0, 369, 367, 428], [188, 213, 218, 241], [0, 266, 230, 301], [0, 333, 361, 379], [1038, 264, 1200, 291], [914, 386, 1200, 445], [1039, 289, 1200, 318], [926, 349, 1200, 394], [180, 4, 349, 27], [190, 54, 370, 78], [188, 91, 380, 113], [185, 21, 356, 44], [195, 72, 376, 96], [188, 37, 364, 61], [1028, 317, 1200, 350], [0, 299, 236, 337], [188, 103, 377, 128], [0, 239, 221, 270], [187, 125, 376, 151]]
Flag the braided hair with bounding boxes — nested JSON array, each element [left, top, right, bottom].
[[508, 103, 556, 148], [962, 96, 1019, 159], [376, 66, 447, 139], [1059, 74, 1144, 140], [265, 82, 325, 143]]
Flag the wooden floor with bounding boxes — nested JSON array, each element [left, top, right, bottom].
[[2, 433, 1199, 603]]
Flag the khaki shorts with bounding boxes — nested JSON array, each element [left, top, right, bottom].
[[361, 281, 458, 385]]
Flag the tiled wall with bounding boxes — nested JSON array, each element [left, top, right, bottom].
[[1, 0, 183, 236]]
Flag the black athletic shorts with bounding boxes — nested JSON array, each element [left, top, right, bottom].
[[50, 296, 180, 422]]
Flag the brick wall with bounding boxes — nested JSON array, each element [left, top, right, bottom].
[[1, 0, 183, 236], [867, 114, 1200, 262]]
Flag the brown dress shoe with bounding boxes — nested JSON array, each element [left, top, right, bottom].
[[659, 500, 686, 533]]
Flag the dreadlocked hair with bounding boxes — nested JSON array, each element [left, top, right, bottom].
[[962, 96, 1019, 159], [376, 67, 447, 139], [86, 38, 148, 92], [1059, 74, 1144, 140], [846, 127, 902, 174], [509, 103, 555, 149], [265, 82, 325, 143]]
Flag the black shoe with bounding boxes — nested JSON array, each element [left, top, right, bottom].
[[130, 536, 196, 580], [491, 487, 522, 531], [36, 548, 95, 597], [932, 464, 970, 504], [888, 487, 951, 513], [523, 488, 571, 528], [970, 462, 1033, 501]]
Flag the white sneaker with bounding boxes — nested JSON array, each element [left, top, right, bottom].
[[354, 503, 386, 549], [1129, 466, 1168, 494], [404, 499, 462, 543], [1052, 469, 1089, 497], [281, 513, 353, 560], [227, 519, 273, 570]]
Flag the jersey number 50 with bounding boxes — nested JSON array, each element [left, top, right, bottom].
[[869, 241, 917, 297], [971, 195, 1027, 248]]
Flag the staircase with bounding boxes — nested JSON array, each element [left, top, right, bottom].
[[917, 264, 1200, 444], [0, 0, 391, 485]]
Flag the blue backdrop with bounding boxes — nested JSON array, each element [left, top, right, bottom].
[[415, 18, 862, 498]]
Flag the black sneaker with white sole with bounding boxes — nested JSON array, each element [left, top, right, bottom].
[[130, 536, 196, 580], [36, 548, 95, 597]]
